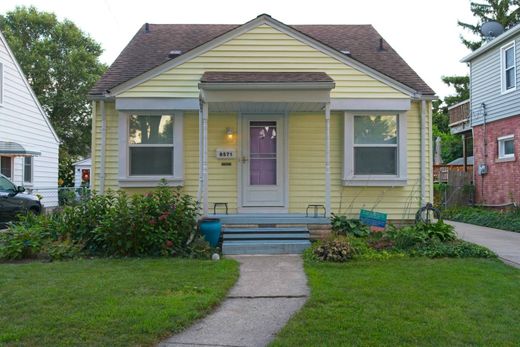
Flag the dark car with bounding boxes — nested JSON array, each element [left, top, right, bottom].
[[0, 174, 42, 227]]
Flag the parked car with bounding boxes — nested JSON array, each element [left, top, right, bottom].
[[0, 174, 42, 227]]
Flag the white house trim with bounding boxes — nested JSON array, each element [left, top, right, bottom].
[[117, 111, 184, 187], [107, 15, 418, 98], [343, 111, 408, 186]]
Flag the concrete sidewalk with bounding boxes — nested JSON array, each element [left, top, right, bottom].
[[158, 255, 309, 347], [448, 221, 520, 268]]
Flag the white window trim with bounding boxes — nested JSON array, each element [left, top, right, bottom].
[[118, 111, 184, 187], [498, 134, 515, 160], [343, 112, 408, 186], [0, 61, 4, 106], [501, 41, 516, 95], [23, 156, 33, 186]]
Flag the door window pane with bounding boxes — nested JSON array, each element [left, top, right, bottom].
[[130, 147, 173, 175], [129, 115, 174, 144], [250, 121, 277, 185], [354, 115, 397, 144], [354, 147, 397, 175], [0, 157, 12, 178]]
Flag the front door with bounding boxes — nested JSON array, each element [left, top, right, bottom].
[[241, 115, 285, 207]]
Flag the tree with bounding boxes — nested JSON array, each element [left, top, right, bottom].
[[0, 6, 106, 184], [458, 0, 520, 51]]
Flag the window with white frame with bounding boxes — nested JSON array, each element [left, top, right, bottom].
[[24, 156, 33, 183], [501, 42, 516, 93], [498, 134, 514, 159], [128, 115, 175, 176], [0, 61, 4, 105], [344, 112, 407, 185]]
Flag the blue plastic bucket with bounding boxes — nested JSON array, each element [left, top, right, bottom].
[[199, 218, 221, 247]]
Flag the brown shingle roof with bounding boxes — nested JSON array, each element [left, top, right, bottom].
[[200, 71, 334, 83], [90, 22, 434, 96]]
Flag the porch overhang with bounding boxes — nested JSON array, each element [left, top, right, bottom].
[[198, 71, 335, 111], [0, 141, 41, 157]]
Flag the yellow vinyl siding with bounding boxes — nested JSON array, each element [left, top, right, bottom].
[[288, 101, 431, 220], [91, 102, 119, 191], [120, 24, 406, 99]]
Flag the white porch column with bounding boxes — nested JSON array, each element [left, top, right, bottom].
[[325, 102, 331, 216], [202, 101, 209, 216]]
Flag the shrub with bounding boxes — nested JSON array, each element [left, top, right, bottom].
[[0, 224, 43, 260], [410, 239, 496, 259], [330, 214, 370, 237], [386, 220, 456, 250], [1, 184, 202, 260], [443, 207, 520, 232], [311, 236, 355, 262]]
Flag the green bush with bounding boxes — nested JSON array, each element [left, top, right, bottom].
[[410, 239, 496, 259], [0, 224, 43, 260], [330, 214, 370, 237], [443, 207, 520, 232], [386, 220, 456, 249], [1, 184, 204, 260], [311, 236, 355, 262]]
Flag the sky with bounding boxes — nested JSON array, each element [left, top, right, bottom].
[[0, 0, 479, 99]]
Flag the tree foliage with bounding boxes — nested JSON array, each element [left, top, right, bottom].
[[458, 0, 520, 50], [0, 6, 106, 184]]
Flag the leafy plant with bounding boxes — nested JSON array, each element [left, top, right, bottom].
[[330, 214, 370, 237], [443, 207, 520, 232], [310, 236, 354, 262], [410, 239, 496, 259], [0, 224, 43, 260]]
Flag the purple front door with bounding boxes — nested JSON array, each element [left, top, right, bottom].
[[241, 116, 285, 207]]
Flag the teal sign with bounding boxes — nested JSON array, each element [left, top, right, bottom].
[[359, 209, 387, 229]]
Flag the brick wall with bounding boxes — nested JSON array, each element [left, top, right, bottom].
[[473, 115, 520, 205]]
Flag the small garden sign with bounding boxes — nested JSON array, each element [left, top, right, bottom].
[[359, 209, 387, 231]]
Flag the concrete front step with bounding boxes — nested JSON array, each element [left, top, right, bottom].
[[223, 227, 308, 234], [222, 240, 311, 255], [224, 233, 309, 240]]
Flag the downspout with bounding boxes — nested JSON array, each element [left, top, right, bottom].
[[99, 99, 106, 194], [420, 98, 426, 207], [197, 98, 203, 203], [324, 103, 331, 216]]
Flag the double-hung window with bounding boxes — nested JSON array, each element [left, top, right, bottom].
[[344, 112, 407, 186], [498, 134, 515, 160], [119, 112, 183, 187], [501, 41, 516, 93]]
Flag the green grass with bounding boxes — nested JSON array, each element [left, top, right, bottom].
[[0, 258, 239, 347], [272, 258, 520, 346], [444, 207, 520, 232]]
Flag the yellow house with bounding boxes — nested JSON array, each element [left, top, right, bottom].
[[89, 14, 435, 253]]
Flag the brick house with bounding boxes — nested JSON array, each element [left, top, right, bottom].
[[453, 23, 520, 206]]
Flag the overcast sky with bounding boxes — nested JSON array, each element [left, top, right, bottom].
[[0, 0, 479, 99]]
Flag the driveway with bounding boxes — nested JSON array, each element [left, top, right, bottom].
[[158, 255, 309, 347], [448, 220, 520, 268]]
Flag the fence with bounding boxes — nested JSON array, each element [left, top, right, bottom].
[[434, 171, 474, 208], [27, 186, 91, 209]]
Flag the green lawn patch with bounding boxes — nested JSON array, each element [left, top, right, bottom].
[[444, 207, 520, 232], [272, 258, 520, 346], [0, 258, 238, 347]]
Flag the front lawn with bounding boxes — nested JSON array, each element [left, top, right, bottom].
[[272, 258, 520, 346], [0, 258, 238, 347], [443, 206, 520, 232]]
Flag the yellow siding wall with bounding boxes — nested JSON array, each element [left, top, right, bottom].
[[92, 101, 432, 220], [119, 24, 406, 99]]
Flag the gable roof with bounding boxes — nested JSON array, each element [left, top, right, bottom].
[[0, 30, 60, 143], [90, 15, 434, 97]]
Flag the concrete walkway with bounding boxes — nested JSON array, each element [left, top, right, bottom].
[[448, 221, 520, 268], [158, 255, 309, 347]]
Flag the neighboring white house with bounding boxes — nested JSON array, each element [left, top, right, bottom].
[[0, 30, 59, 207], [73, 158, 91, 188]]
